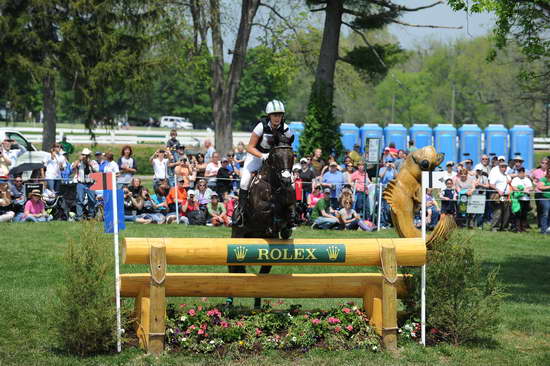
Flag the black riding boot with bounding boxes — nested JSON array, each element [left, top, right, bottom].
[[234, 189, 248, 227]]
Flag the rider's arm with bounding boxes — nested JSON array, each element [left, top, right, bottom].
[[246, 133, 264, 159]]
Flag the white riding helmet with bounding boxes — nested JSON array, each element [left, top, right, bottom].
[[265, 100, 285, 115]]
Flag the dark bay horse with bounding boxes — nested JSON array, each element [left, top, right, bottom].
[[229, 131, 296, 308]]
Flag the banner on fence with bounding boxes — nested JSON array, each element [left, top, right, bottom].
[[366, 138, 381, 163], [467, 194, 486, 214]]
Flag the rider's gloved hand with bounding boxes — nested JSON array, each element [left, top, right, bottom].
[[261, 153, 269, 161]]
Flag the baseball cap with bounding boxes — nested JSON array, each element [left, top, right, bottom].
[[323, 188, 331, 193], [446, 161, 455, 166], [498, 156, 506, 161], [300, 158, 308, 163], [187, 189, 195, 196], [95, 151, 102, 156], [514, 155, 524, 161], [211, 192, 218, 197], [221, 157, 229, 163]]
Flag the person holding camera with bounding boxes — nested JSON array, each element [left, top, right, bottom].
[[150, 148, 172, 190], [174, 156, 195, 189], [72, 148, 99, 221], [44, 144, 66, 192]]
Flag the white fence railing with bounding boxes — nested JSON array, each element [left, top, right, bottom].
[[17, 127, 252, 147]]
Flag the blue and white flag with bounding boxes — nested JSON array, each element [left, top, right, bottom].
[[103, 189, 126, 233]]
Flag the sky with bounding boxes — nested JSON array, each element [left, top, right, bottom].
[[387, 2, 496, 49]]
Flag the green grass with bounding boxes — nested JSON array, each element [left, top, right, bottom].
[[0, 223, 549, 365]]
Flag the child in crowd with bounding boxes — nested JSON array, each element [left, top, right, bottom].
[[440, 178, 458, 215]]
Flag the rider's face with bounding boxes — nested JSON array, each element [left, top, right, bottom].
[[269, 113, 284, 126]]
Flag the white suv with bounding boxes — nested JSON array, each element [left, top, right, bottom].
[[159, 116, 193, 130]]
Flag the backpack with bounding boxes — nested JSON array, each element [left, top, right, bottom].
[[187, 209, 207, 225]]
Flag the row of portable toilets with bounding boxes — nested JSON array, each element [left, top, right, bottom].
[[288, 122, 535, 170]]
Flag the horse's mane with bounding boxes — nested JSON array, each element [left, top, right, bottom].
[[272, 127, 291, 147]]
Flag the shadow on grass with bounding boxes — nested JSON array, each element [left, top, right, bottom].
[[483, 255, 550, 306]]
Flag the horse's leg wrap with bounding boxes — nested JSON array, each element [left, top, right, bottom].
[[234, 189, 248, 227]]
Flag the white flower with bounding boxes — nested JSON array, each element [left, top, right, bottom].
[[372, 345, 378, 351], [168, 328, 174, 334], [181, 337, 187, 342], [352, 306, 358, 311], [210, 340, 215, 344], [291, 336, 297, 342], [180, 315, 187, 321], [120, 328, 125, 334]]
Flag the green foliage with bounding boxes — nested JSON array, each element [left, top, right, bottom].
[[448, 0, 550, 62], [299, 83, 343, 157], [53, 222, 116, 355], [406, 233, 507, 345], [342, 44, 407, 84]]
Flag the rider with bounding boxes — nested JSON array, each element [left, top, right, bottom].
[[233, 100, 294, 226]]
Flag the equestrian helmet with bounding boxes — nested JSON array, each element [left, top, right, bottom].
[[265, 100, 285, 115]]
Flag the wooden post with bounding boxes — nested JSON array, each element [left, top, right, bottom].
[[148, 242, 166, 354], [381, 242, 398, 351], [363, 285, 383, 335], [134, 287, 150, 349]]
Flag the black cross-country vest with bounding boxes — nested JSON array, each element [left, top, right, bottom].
[[254, 117, 293, 153]]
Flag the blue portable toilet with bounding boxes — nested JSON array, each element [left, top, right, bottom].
[[484, 124, 509, 160], [458, 124, 482, 164], [339, 123, 360, 151], [384, 124, 407, 150], [409, 124, 433, 149], [359, 123, 384, 153], [288, 121, 304, 152], [434, 124, 457, 167], [509, 125, 534, 170]]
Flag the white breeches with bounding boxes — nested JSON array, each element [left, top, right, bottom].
[[240, 153, 263, 190]]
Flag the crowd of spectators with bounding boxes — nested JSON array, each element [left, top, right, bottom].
[[1, 131, 549, 235]]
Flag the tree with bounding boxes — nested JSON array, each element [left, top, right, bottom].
[[0, 1, 174, 149], [300, 0, 448, 157], [448, 0, 550, 65]]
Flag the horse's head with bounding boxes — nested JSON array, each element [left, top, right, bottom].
[[267, 130, 294, 186]]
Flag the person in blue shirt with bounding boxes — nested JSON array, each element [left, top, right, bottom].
[[95, 152, 108, 172], [60, 151, 73, 183], [378, 157, 397, 228], [321, 161, 345, 210]]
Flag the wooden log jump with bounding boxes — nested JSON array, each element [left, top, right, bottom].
[[120, 237, 426, 354]]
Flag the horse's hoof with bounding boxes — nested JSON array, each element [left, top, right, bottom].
[[280, 228, 292, 239]]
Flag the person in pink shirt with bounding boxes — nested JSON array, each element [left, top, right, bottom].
[[349, 161, 371, 216], [22, 190, 51, 222], [531, 157, 549, 229]]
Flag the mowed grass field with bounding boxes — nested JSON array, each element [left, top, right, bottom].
[[0, 223, 549, 365]]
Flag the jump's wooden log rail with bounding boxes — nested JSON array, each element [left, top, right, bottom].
[[121, 238, 426, 354]]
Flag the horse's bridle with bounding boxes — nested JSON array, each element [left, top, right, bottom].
[[267, 145, 293, 190]]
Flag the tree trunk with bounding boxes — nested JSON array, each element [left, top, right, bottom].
[[312, 0, 343, 102], [42, 73, 57, 151], [209, 0, 259, 155]]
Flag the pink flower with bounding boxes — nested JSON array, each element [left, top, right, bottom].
[[236, 321, 244, 327], [207, 308, 221, 317], [327, 317, 341, 324], [188, 309, 196, 316], [342, 307, 351, 314], [311, 318, 321, 325], [197, 329, 204, 335], [200, 323, 208, 330], [303, 314, 309, 319], [220, 321, 229, 328], [179, 303, 187, 308], [197, 305, 203, 311], [346, 325, 353, 331], [334, 326, 342, 332], [256, 328, 263, 336]]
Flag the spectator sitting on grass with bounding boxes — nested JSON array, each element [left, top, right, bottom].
[[207, 192, 230, 226], [166, 177, 188, 213], [0, 182, 14, 222], [22, 189, 51, 222], [195, 178, 213, 210], [311, 188, 339, 229], [337, 198, 363, 230], [138, 187, 166, 224]]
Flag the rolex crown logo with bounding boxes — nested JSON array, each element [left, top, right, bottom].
[[327, 245, 340, 261], [234, 246, 248, 261]]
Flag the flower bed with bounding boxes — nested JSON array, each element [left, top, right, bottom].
[[165, 300, 381, 354]]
